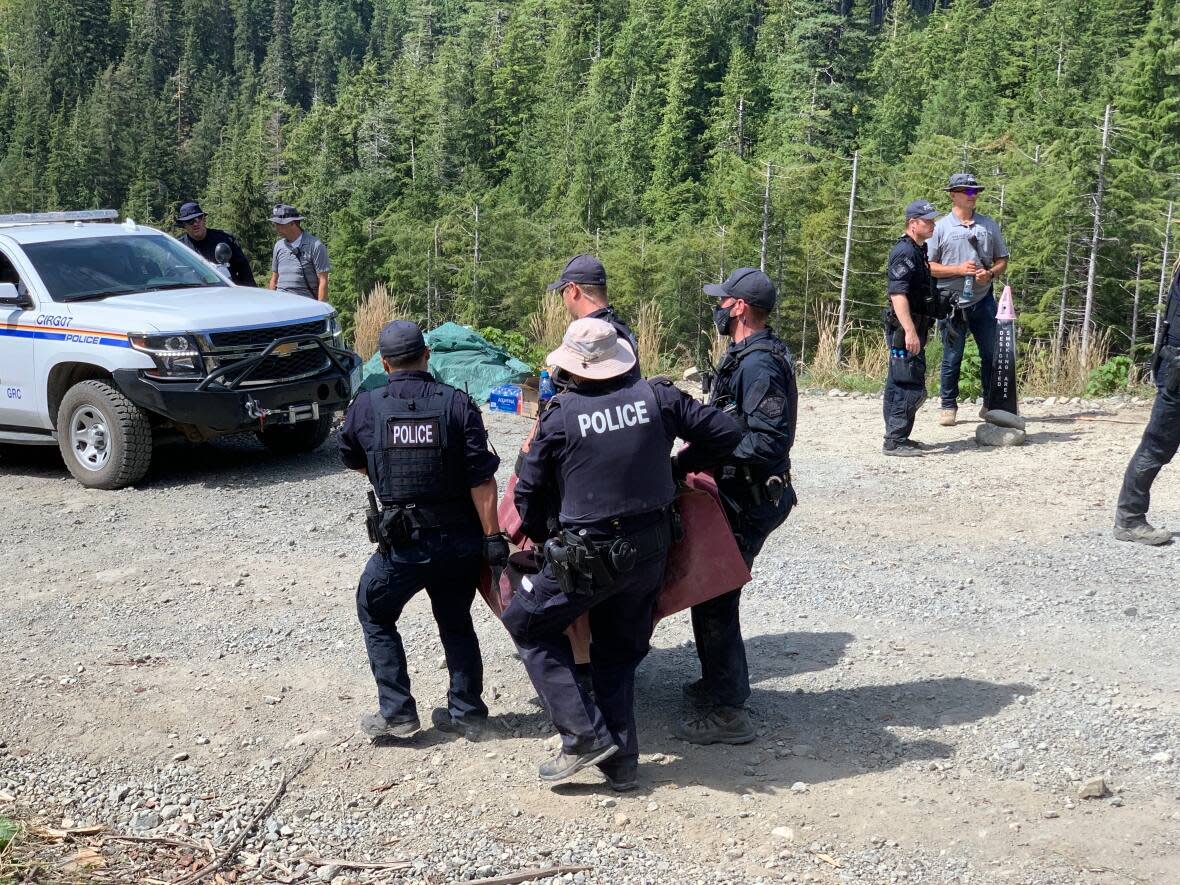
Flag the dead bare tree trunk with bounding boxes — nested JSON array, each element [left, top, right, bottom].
[[1151, 201, 1174, 383], [836, 150, 858, 365], [1130, 255, 1142, 363], [759, 162, 772, 272], [1053, 235, 1072, 387], [1080, 104, 1112, 368]]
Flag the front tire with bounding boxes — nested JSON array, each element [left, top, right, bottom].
[[57, 379, 153, 489], [256, 413, 333, 455]]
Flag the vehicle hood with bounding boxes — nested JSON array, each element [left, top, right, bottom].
[[67, 287, 333, 333]]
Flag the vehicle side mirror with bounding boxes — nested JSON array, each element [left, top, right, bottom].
[[214, 242, 232, 265], [0, 282, 30, 308]]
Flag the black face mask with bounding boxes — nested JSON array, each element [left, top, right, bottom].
[[713, 304, 734, 337]]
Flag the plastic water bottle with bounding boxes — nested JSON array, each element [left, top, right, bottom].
[[962, 271, 974, 300], [539, 370, 556, 401]]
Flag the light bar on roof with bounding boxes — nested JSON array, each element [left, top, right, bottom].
[[0, 209, 119, 224]]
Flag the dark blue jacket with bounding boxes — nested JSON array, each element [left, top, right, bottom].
[[709, 329, 797, 477], [516, 376, 740, 543], [339, 370, 500, 561], [178, 228, 256, 287]]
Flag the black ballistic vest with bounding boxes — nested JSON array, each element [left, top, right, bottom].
[[365, 382, 476, 526], [556, 378, 676, 526]]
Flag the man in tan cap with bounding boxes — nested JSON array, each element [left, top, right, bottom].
[[502, 317, 741, 790]]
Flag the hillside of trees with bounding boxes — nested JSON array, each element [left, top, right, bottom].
[[0, 0, 1176, 374]]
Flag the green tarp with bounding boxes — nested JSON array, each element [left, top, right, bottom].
[[357, 321, 531, 401]]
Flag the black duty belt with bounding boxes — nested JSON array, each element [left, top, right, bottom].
[[543, 512, 673, 597]]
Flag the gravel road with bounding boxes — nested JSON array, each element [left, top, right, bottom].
[[2, 393, 1178, 884]]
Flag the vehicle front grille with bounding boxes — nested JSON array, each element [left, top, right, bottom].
[[208, 319, 326, 348], [243, 348, 333, 385]]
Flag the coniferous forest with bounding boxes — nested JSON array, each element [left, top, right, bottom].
[[0, 0, 1177, 375]]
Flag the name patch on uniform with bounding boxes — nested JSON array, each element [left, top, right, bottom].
[[386, 417, 441, 447], [576, 401, 650, 437]]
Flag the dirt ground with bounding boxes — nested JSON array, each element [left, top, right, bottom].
[[2, 394, 1178, 884]]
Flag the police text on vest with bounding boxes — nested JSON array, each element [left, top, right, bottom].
[[386, 417, 441, 447], [577, 401, 650, 437]]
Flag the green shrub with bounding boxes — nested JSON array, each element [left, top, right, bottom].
[[0, 815, 16, 850], [478, 326, 547, 371], [1085, 355, 1132, 396]]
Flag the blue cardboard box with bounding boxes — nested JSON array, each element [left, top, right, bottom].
[[487, 384, 522, 414]]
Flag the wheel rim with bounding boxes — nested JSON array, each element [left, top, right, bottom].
[[68, 404, 112, 472]]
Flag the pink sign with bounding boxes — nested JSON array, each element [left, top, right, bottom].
[[996, 284, 1017, 321]]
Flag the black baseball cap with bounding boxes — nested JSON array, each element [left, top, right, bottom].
[[547, 254, 607, 291], [176, 201, 206, 223], [945, 172, 985, 192], [905, 199, 940, 221], [704, 267, 777, 310], [378, 320, 426, 361]]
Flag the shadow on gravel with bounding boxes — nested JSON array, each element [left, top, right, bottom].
[[146, 435, 343, 489], [929, 429, 1080, 455], [0, 434, 344, 489], [540, 632, 1032, 797], [633, 673, 1034, 796]]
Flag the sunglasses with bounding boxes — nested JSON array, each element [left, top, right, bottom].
[[955, 187, 982, 197]]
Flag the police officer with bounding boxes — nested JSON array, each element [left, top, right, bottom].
[[1114, 257, 1180, 545], [339, 321, 508, 740], [175, 201, 257, 286], [548, 254, 640, 380], [882, 199, 945, 456], [504, 317, 740, 789], [675, 268, 798, 745]]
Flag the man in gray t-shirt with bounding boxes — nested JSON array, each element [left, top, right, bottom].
[[267, 204, 331, 301], [926, 173, 1010, 425]]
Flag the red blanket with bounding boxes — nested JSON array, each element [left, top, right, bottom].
[[480, 473, 751, 659]]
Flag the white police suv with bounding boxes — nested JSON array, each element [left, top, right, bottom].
[[0, 211, 361, 489]]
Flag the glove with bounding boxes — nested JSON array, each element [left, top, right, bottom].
[[483, 532, 510, 569]]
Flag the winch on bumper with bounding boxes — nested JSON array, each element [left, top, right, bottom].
[[112, 334, 361, 434]]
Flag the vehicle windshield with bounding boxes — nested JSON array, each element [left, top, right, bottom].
[[21, 234, 229, 302]]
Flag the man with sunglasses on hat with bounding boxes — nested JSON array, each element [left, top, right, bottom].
[[267, 204, 331, 301], [927, 173, 1010, 426], [503, 318, 740, 790], [174, 201, 257, 286], [548, 254, 641, 380], [675, 268, 798, 745]]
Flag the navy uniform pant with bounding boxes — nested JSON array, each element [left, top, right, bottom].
[[883, 337, 928, 442], [1116, 376, 1180, 525], [501, 552, 668, 779], [691, 492, 793, 709], [356, 550, 488, 724]]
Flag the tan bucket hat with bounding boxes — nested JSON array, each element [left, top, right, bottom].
[[546, 317, 636, 380]]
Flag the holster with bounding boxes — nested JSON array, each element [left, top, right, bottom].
[[1159, 345, 1180, 393], [720, 465, 791, 511], [365, 491, 388, 553], [543, 515, 673, 596]]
